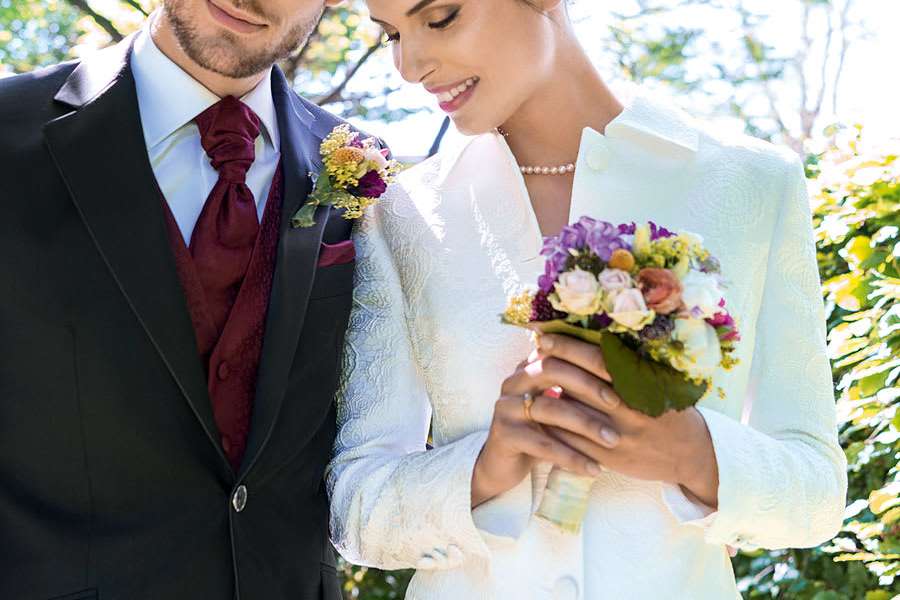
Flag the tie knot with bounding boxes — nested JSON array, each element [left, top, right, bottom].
[[195, 96, 261, 183]]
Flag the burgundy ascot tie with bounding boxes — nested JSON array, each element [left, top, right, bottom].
[[190, 95, 262, 334]]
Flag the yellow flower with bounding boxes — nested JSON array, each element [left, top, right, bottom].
[[608, 249, 636, 271], [330, 146, 366, 168], [319, 124, 355, 156], [504, 291, 535, 326]]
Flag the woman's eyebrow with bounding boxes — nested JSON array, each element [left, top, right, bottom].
[[406, 0, 440, 17]]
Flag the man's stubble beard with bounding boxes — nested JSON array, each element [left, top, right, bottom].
[[165, 0, 323, 79]]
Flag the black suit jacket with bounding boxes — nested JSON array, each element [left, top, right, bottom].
[[0, 35, 362, 600]]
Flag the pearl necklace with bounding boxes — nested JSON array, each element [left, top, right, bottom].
[[496, 126, 576, 176], [520, 163, 576, 176]]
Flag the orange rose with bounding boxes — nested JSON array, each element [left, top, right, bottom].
[[637, 268, 683, 315]]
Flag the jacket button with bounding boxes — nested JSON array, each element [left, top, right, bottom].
[[232, 485, 248, 513], [553, 576, 579, 600], [586, 143, 610, 171], [217, 361, 230, 381]]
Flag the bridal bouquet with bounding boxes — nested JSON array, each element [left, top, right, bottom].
[[502, 217, 740, 532]]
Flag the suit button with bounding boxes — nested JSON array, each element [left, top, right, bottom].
[[217, 361, 230, 381], [586, 142, 610, 171], [232, 485, 247, 513], [553, 576, 579, 600]]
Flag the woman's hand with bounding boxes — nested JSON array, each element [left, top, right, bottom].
[[472, 352, 623, 507], [534, 333, 721, 508]]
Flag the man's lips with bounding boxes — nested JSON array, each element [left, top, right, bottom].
[[206, 0, 267, 33]]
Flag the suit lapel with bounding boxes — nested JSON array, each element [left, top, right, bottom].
[[43, 37, 230, 473], [240, 68, 331, 477]]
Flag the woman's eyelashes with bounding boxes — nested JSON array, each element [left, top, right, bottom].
[[382, 29, 400, 45], [379, 7, 462, 45], [428, 7, 461, 30]]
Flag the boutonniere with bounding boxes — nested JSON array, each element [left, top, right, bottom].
[[291, 124, 400, 228]]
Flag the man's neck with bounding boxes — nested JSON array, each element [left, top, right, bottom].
[[150, 10, 266, 98]]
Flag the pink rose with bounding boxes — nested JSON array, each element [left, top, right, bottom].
[[637, 268, 683, 315]]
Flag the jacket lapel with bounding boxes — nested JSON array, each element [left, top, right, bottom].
[[43, 37, 230, 473], [240, 67, 331, 477]]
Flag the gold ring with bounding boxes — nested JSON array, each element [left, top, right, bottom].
[[523, 392, 536, 422]]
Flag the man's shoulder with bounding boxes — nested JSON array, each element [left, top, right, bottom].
[[0, 61, 78, 128], [289, 91, 388, 150]]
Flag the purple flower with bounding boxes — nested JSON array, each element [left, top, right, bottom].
[[619, 222, 636, 235], [648, 221, 675, 240], [353, 170, 387, 198], [538, 261, 558, 293], [348, 134, 364, 149], [559, 224, 586, 250], [585, 221, 626, 261], [589, 313, 613, 330]]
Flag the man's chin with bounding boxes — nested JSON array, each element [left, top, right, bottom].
[[187, 40, 274, 79]]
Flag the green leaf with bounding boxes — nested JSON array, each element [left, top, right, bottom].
[[869, 482, 900, 514], [525, 320, 708, 417], [291, 202, 319, 228]]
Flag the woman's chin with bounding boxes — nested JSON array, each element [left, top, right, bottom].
[[450, 114, 497, 137]]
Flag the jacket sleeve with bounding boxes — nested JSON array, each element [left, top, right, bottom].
[[662, 155, 848, 549], [325, 186, 495, 572]]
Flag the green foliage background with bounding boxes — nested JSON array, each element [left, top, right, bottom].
[[2, 1, 898, 598]]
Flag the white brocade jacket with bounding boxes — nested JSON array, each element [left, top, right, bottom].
[[325, 90, 848, 600]]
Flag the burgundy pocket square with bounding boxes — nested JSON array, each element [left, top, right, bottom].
[[318, 240, 356, 267]]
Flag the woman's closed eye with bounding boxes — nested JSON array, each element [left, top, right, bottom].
[[429, 7, 461, 30], [379, 7, 462, 45]]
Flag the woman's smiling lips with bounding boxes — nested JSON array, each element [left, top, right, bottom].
[[426, 77, 480, 113], [206, 0, 267, 34]]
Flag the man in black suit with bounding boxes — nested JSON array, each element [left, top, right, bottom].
[[0, 1, 374, 598]]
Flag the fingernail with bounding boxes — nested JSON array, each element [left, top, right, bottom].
[[587, 462, 603, 477], [601, 428, 620, 446], [602, 390, 620, 409]]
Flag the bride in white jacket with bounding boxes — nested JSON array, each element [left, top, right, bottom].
[[325, 1, 847, 598]]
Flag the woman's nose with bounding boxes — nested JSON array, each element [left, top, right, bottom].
[[395, 39, 437, 85]]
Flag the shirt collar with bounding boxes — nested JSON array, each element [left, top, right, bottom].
[[130, 17, 280, 151]]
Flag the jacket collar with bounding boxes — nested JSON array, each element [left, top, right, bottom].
[[54, 34, 136, 109], [437, 83, 700, 188]]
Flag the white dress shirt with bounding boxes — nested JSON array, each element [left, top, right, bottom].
[[327, 86, 847, 599], [130, 24, 281, 246]]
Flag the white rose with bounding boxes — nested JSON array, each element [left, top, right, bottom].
[[670, 318, 722, 379], [364, 147, 389, 170], [680, 270, 723, 319], [607, 288, 655, 331], [597, 268, 634, 292], [551, 269, 603, 316]]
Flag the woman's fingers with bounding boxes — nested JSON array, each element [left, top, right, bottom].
[[502, 356, 621, 413], [527, 394, 620, 450], [537, 333, 611, 382], [508, 421, 602, 478], [494, 396, 603, 477]]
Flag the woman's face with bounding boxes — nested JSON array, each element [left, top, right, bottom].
[[366, 0, 558, 135]]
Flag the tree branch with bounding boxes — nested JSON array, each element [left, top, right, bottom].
[[832, 0, 855, 115], [313, 39, 382, 106], [66, 0, 124, 42], [121, 0, 149, 17]]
